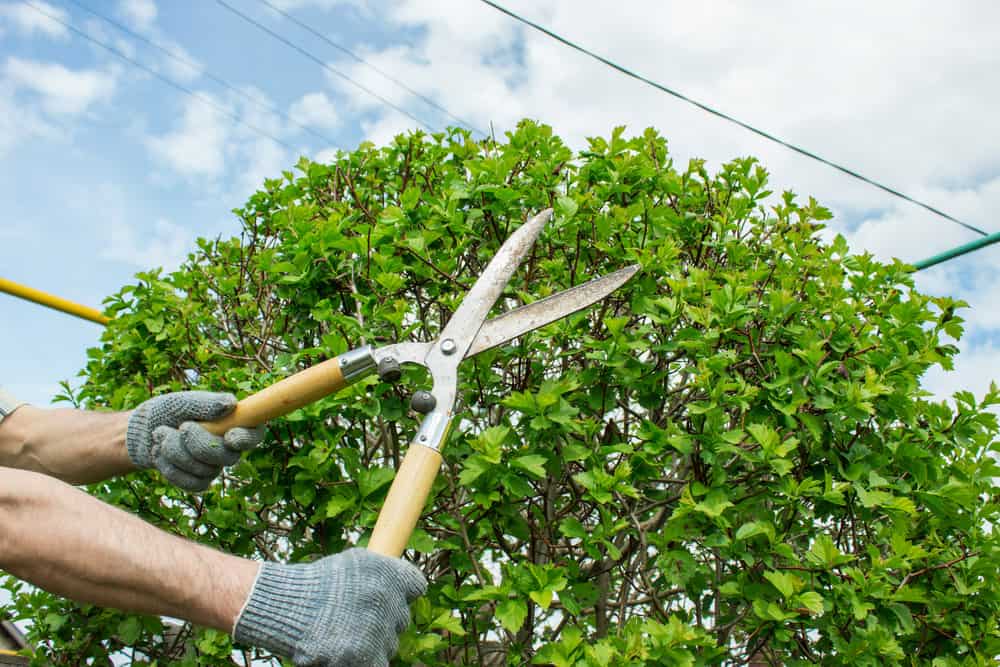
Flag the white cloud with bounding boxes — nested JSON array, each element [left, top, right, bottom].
[[289, 91, 341, 131], [233, 135, 290, 200], [228, 87, 294, 196], [145, 93, 231, 179], [3, 57, 116, 115], [923, 341, 1000, 406], [110, 1, 204, 85], [840, 175, 1000, 331], [312, 146, 341, 163], [335, 1, 1000, 213], [118, 0, 157, 32], [0, 82, 60, 155], [102, 217, 193, 272], [359, 107, 418, 146], [157, 40, 203, 84], [0, 0, 68, 38], [52, 181, 193, 272], [143, 85, 296, 199]]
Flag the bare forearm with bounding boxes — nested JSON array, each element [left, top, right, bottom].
[[0, 467, 257, 631], [0, 405, 135, 484]]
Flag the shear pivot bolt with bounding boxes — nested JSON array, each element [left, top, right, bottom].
[[377, 357, 402, 383], [410, 390, 437, 414], [441, 338, 457, 355]]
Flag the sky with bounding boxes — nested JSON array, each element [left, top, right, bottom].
[[0, 0, 998, 410]]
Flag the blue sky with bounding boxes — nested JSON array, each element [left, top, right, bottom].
[[2, 0, 999, 411]]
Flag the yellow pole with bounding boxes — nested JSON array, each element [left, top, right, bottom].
[[0, 277, 110, 326]]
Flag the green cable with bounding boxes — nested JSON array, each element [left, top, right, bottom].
[[911, 231, 1000, 272]]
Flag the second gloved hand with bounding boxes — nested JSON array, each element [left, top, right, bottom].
[[127, 391, 265, 491], [234, 548, 427, 667]]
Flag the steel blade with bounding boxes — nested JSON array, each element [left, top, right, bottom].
[[436, 209, 552, 360], [465, 264, 640, 358]]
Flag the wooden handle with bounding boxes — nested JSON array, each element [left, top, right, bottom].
[[200, 356, 349, 436], [368, 444, 443, 557]]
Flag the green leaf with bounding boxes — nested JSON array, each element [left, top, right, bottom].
[[379, 206, 406, 225], [43, 612, 67, 632], [430, 611, 466, 636], [117, 616, 143, 644], [795, 591, 825, 616], [693, 489, 733, 518], [735, 520, 773, 542], [855, 485, 893, 509], [747, 422, 779, 451], [472, 425, 510, 464], [512, 454, 547, 478], [807, 534, 851, 568], [559, 517, 588, 540], [292, 478, 316, 506], [358, 467, 395, 497], [407, 528, 435, 553], [496, 598, 528, 633], [529, 589, 554, 609], [562, 443, 591, 462], [145, 315, 164, 334], [889, 602, 915, 633], [556, 195, 579, 219], [323, 488, 358, 519], [459, 455, 494, 485], [763, 570, 802, 598], [752, 599, 797, 622]]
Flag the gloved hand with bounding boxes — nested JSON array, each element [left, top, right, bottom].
[[126, 391, 265, 491], [234, 548, 428, 666]]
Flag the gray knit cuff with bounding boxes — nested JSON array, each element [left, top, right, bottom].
[[126, 406, 153, 468], [233, 562, 328, 658]]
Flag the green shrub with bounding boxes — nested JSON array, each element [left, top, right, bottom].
[[6, 121, 999, 665]]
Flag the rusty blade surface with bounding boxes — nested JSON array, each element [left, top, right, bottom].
[[434, 209, 552, 361], [465, 264, 640, 358]]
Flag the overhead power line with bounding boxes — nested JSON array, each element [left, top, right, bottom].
[[64, 0, 340, 149], [254, 0, 486, 137], [25, 0, 296, 151], [480, 0, 988, 238], [214, 0, 436, 133]]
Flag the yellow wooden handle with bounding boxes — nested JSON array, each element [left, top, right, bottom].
[[200, 356, 349, 436], [368, 444, 443, 557]]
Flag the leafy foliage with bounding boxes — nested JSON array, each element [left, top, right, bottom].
[[5, 121, 1000, 665]]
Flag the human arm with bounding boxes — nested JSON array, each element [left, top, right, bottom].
[[0, 390, 263, 488], [0, 404, 134, 484], [0, 466, 426, 665], [0, 466, 254, 627]]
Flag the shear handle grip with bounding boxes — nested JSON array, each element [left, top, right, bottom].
[[199, 347, 375, 436], [368, 443, 443, 557]]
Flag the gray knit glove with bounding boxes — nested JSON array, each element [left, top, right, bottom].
[[234, 548, 428, 666], [126, 391, 265, 492]]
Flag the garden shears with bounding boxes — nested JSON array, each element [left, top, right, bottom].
[[202, 209, 639, 556]]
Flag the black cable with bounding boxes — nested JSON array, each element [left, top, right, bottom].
[[254, 0, 486, 137], [64, 0, 340, 149], [214, 0, 436, 133], [25, 0, 297, 151], [480, 0, 988, 238]]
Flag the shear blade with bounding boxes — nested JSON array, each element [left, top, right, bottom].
[[466, 264, 640, 358], [434, 208, 552, 361]]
